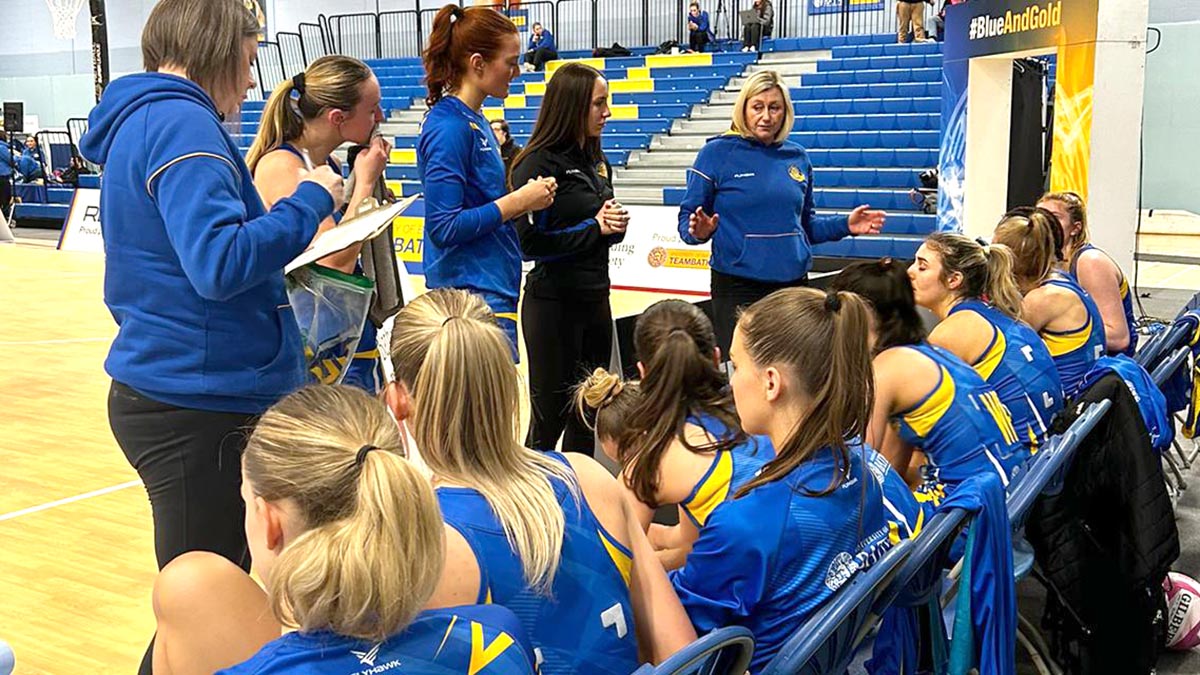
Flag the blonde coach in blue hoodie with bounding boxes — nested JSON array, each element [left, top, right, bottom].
[[79, 3, 342, 664], [678, 70, 886, 356]]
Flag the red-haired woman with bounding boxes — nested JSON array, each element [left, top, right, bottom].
[[417, 4, 556, 356]]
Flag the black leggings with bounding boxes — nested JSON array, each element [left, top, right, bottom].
[[108, 381, 256, 674], [522, 294, 613, 455], [108, 381, 255, 570], [711, 269, 808, 358], [689, 29, 710, 52]]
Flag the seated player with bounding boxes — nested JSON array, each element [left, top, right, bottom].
[[908, 233, 1064, 452], [574, 299, 772, 570], [383, 288, 696, 675], [150, 385, 538, 675], [992, 207, 1107, 397], [830, 259, 1029, 497], [670, 287, 896, 671], [1038, 190, 1138, 356]]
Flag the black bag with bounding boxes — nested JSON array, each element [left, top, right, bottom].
[[593, 42, 632, 58], [655, 40, 681, 55]]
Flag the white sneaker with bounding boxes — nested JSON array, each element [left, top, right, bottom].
[[749, 45, 757, 52]]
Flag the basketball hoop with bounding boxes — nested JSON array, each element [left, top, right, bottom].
[[45, 0, 87, 40]]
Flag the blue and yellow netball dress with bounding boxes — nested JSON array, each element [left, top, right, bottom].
[[890, 343, 1028, 493], [1037, 273, 1107, 396], [948, 299, 1065, 451], [435, 453, 638, 675]]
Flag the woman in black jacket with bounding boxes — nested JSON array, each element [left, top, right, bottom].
[[511, 62, 629, 455]]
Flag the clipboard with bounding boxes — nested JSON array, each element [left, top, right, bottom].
[[285, 193, 420, 274]]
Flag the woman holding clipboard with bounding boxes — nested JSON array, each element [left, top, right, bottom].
[[78, 1, 344, 670]]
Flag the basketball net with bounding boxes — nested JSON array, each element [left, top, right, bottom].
[[46, 0, 87, 40]]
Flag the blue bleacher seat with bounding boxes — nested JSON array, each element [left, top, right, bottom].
[[758, 539, 913, 675], [630, 627, 755, 675]]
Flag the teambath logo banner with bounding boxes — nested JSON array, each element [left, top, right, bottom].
[[968, 0, 1062, 40]]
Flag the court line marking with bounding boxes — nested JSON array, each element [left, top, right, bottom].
[[0, 337, 112, 346], [0, 480, 142, 523]]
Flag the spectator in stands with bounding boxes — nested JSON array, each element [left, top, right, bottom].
[[741, 0, 774, 52], [897, 0, 933, 43], [687, 2, 714, 53], [510, 63, 627, 456], [16, 136, 44, 182], [419, 4, 556, 357], [245, 54, 391, 393], [1038, 190, 1138, 356], [522, 22, 558, 72], [490, 118, 521, 179], [670, 287, 893, 671], [77, 3, 343, 673], [148, 385, 539, 675], [677, 69, 886, 357], [59, 155, 93, 186]]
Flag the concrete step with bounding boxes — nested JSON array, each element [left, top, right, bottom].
[[744, 61, 819, 78], [612, 186, 666, 204], [759, 49, 832, 64], [688, 104, 736, 121], [626, 150, 700, 168], [651, 135, 715, 151], [380, 122, 420, 136], [726, 71, 805, 89], [393, 109, 426, 123], [672, 118, 734, 135], [613, 166, 690, 184]]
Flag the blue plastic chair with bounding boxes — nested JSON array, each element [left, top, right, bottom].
[[758, 538, 914, 675], [1135, 319, 1191, 371], [1152, 346, 1190, 387], [630, 626, 755, 675]]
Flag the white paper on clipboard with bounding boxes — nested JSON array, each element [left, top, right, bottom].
[[285, 194, 420, 274]]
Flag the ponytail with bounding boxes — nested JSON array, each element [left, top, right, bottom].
[[244, 385, 444, 642], [245, 55, 374, 173], [982, 243, 1023, 319], [268, 449, 444, 641], [574, 367, 641, 445], [245, 78, 304, 173], [389, 288, 574, 596], [620, 299, 745, 507], [734, 289, 875, 498], [993, 207, 1061, 289], [925, 232, 1023, 320], [422, 4, 519, 108]]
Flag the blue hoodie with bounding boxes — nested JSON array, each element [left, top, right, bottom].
[[529, 28, 556, 53], [678, 134, 851, 283], [79, 73, 335, 414], [417, 96, 521, 349]]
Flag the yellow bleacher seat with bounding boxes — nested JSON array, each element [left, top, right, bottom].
[[645, 53, 714, 68], [609, 79, 655, 93], [389, 148, 417, 165], [546, 57, 606, 73], [503, 94, 528, 107]]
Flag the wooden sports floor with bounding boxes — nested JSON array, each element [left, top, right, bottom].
[[2, 237, 1200, 674]]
